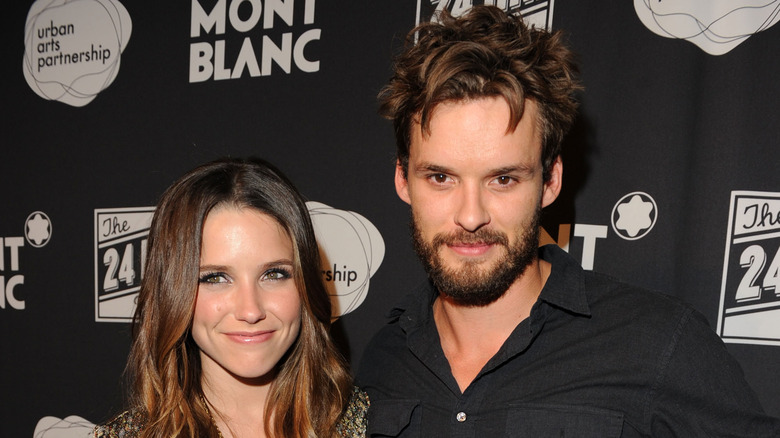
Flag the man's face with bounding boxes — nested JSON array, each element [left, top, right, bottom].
[[396, 97, 561, 306]]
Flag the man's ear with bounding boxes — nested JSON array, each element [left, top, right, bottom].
[[541, 156, 563, 208], [395, 160, 411, 205]]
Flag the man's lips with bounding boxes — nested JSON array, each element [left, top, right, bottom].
[[224, 330, 274, 344], [446, 242, 494, 256]]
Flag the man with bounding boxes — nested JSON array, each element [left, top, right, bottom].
[[356, 6, 780, 437]]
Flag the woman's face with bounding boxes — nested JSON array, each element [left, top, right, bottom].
[[193, 207, 302, 382]]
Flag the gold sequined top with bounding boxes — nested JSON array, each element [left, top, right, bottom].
[[93, 387, 368, 437], [335, 387, 369, 438]]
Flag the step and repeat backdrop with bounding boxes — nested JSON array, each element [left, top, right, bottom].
[[3, 1, 780, 436]]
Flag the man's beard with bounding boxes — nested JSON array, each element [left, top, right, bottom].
[[411, 207, 541, 307]]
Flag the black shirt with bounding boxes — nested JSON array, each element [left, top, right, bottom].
[[356, 245, 780, 437]]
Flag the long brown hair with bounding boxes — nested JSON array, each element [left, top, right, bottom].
[[379, 5, 582, 182], [126, 157, 352, 437]]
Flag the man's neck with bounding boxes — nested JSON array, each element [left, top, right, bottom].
[[433, 258, 551, 392]]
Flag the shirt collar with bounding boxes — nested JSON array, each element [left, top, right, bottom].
[[389, 280, 437, 333], [537, 244, 591, 317]]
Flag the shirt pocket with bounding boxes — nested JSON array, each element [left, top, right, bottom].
[[505, 403, 624, 437], [367, 399, 421, 437]]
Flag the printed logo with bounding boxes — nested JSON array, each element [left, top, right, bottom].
[[416, 0, 556, 30], [22, 0, 132, 106], [34, 415, 94, 438], [94, 207, 154, 322], [190, 0, 321, 82], [634, 0, 780, 55], [25, 211, 53, 248], [717, 191, 780, 345], [541, 191, 657, 270], [307, 202, 385, 318], [2, 211, 52, 311], [611, 192, 658, 241]]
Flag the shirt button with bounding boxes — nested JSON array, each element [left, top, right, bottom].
[[456, 412, 467, 422]]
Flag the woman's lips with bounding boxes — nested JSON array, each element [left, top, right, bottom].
[[224, 330, 274, 344]]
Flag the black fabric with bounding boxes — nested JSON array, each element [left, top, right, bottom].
[[357, 245, 780, 437]]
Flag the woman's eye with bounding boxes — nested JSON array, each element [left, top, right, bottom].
[[199, 273, 227, 284], [264, 268, 292, 281]]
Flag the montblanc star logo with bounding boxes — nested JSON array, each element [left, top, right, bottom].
[[611, 192, 657, 240], [26, 211, 52, 247]]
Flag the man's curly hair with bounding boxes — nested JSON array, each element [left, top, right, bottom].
[[379, 5, 582, 181]]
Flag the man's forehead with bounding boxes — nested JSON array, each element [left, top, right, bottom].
[[415, 97, 537, 138], [409, 98, 542, 159]]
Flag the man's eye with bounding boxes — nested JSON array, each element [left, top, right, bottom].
[[430, 174, 448, 184], [496, 176, 513, 185]]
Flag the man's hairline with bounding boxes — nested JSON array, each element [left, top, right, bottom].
[[399, 96, 551, 179]]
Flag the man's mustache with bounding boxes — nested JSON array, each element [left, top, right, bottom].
[[431, 228, 509, 247]]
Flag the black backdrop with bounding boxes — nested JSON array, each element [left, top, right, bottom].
[[4, 1, 780, 436]]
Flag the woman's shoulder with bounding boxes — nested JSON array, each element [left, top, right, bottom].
[[337, 386, 369, 438], [93, 409, 146, 438]]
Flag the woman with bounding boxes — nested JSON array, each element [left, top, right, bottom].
[[95, 158, 367, 437]]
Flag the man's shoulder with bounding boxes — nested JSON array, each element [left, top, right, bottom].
[[583, 269, 693, 315], [542, 244, 695, 324], [363, 313, 407, 350], [368, 280, 435, 332], [356, 317, 410, 391], [571, 268, 725, 356], [356, 282, 433, 385], [359, 295, 415, 361]]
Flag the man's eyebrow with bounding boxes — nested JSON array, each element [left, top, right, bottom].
[[489, 164, 536, 176], [412, 162, 452, 174], [411, 163, 537, 176]]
